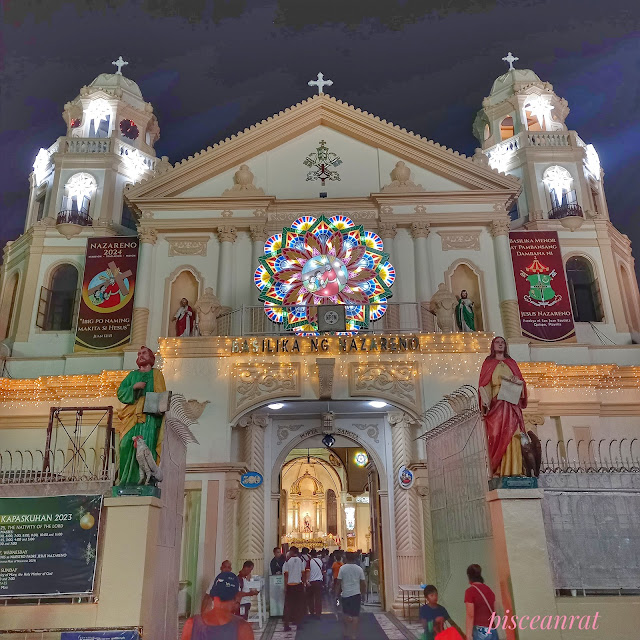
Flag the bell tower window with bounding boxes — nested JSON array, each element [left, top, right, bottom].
[[37, 264, 80, 331], [86, 99, 112, 138], [500, 116, 514, 140], [566, 257, 604, 323]]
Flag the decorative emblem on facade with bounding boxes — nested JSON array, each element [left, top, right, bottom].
[[349, 362, 420, 413], [167, 237, 208, 256], [303, 140, 342, 186], [240, 471, 264, 489], [520, 257, 562, 307], [354, 423, 380, 443], [438, 231, 481, 251], [398, 465, 414, 489], [254, 215, 395, 334]]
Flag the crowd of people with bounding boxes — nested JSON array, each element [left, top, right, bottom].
[[419, 564, 499, 640], [180, 550, 496, 640]]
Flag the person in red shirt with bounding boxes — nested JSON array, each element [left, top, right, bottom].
[[464, 564, 498, 640]]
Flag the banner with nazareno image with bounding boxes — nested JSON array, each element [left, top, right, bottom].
[[509, 230, 576, 342], [74, 237, 139, 351]]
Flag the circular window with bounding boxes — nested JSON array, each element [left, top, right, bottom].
[[119, 119, 139, 140], [354, 452, 368, 467]]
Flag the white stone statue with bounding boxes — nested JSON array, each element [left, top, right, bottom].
[[194, 287, 222, 336], [429, 283, 458, 333]]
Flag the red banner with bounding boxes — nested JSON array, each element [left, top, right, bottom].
[[509, 231, 575, 342], [74, 237, 139, 351]]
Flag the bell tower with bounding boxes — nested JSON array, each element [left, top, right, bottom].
[[0, 58, 169, 355], [27, 56, 168, 238]]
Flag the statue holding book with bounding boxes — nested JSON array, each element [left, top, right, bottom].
[[478, 336, 528, 477], [116, 345, 169, 486]]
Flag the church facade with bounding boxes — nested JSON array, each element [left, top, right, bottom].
[[1, 60, 640, 637]]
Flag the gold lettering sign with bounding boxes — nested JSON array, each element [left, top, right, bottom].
[[230, 335, 421, 355]]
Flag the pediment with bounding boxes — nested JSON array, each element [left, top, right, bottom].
[[126, 94, 519, 203]]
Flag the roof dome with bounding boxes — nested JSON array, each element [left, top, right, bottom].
[[488, 68, 542, 103], [89, 73, 143, 99]]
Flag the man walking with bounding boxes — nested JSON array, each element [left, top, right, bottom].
[[282, 546, 306, 632], [306, 549, 324, 618], [336, 552, 367, 640]]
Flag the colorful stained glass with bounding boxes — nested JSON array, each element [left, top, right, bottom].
[[255, 215, 394, 334]]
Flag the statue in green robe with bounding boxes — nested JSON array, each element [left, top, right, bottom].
[[455, 289, 476, 332], [116, 345, 166, 486]]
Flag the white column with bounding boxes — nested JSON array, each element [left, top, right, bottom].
[[389, 411, 424, 588], [130, 226, 157, 347], [490, 217, 521, 340], [379, 222, 399, 329], [237, 414, 267, 575], [216, 226, 237, 308], [411, 221, 434, 331]]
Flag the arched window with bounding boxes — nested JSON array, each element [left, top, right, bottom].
[[483, 123, 491, 141], [326, 489, 338, 536], [37, 264, 79, 331], [61, 173, 97, 225], [566, 257, 603, 323], [500, 116, 514, 140], [0, 273, 19, 340], [86, 99, 111, 138]]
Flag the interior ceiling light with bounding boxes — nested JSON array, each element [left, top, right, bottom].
[[268, 403, 284, 410], [369, 401, 387, 408]]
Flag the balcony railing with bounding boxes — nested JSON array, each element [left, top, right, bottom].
[[195, 302, 440, 337], [56, 209, 92, 226], [548, 202, 583, 220]]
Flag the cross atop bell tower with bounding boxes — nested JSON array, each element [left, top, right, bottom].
[[112, 55, 129, 75], [502, 52, 519, 70]]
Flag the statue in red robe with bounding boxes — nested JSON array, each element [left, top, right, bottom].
[[174, 298, 194, 337], [478, 336, 528, 476]]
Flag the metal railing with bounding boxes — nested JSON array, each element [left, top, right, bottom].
[[0, 447, 117, 484], [541, 438, 640, 473], [56, 209, 92, 226], [548, 202, 583, 220], [210, 302, 429, 337]]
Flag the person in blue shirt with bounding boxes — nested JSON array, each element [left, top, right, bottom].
[[419, 584, 466, 640]]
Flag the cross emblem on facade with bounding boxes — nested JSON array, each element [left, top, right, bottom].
[[112, 56, 129, 75], [502, 52, 519, 70], [308, 72, 333, 95]]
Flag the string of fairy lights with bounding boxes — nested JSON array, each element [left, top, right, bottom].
[[1, 336, 639, 410]]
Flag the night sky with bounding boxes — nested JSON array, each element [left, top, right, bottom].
[[1, 0, 639, 269]]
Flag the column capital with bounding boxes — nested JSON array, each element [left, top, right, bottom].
[[489, 218, 511, 237], [249, 224, 268, 243], [237, 413, 268, 429], [410, 221, 430, 239], [378, 222, 397, 239], [138, 227, 157, 244], [217, 226, 238, 243], [388, 411, 413, 427]]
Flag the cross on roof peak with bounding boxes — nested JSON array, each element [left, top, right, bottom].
[[502, 52, 519, 71], [112, 56, 129, 75], [308, 72, 333, 95]]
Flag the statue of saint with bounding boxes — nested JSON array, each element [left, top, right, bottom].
[[173, 297, 194, 337], [478, 336, 528, 477], [194, 287, 222, 336], [303, 514, 312, 532], [116, 346, 166, 486], [455, 289, 475, 332], [429, 283, 458, 332]]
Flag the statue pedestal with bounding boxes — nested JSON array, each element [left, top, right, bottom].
[[487, 488, 561, 640]]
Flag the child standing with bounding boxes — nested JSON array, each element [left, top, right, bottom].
[[419, 584, 466, 640]]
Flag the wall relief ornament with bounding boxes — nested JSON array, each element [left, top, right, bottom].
[[381, 161, 425, 193], [349, 361, 421, 413], [316, 357, 335, 400], [303, 140, 342, 186], [437, 230, 481, 251], [231, 362, 301, 417], [354, 423, 380, 443], [276, 423, 304, 445], [222, 164, 265, 196], [184, 399, 210, 421], [167, 236, 209, 256]]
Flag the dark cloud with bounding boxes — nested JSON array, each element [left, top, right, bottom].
[[1, 0, 639, 277]]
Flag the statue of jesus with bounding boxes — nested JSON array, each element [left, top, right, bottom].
[[116, 346, 166, 486], [303, 514, 312, 532]]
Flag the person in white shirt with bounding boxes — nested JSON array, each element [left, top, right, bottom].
[[337, 552, 367, 640], [282, 546, 306, 632], [306, 548, 325, 618]]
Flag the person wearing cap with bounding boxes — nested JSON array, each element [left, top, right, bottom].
[[181, 572, 254, 640], [201, 560, 234, 615]]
